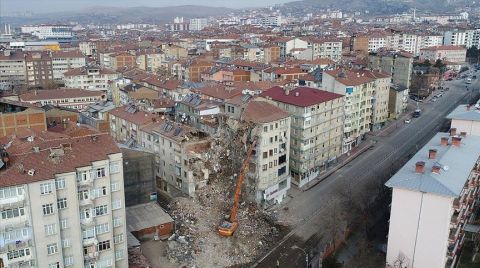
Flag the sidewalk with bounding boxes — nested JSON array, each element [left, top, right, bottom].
[[301, 139, 375, 192]]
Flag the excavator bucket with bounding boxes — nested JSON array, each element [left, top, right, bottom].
[[218, 221, 238, 237]]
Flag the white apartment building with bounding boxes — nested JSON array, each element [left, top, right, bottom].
[[20, 25, 73, 40], [385, 126, 480, 268], [51, 51, 86, 82], [0, 133, 128, 268], [272, 37, 309, 58], [189, 18, 208, 31], [419, 45, 467, 63], [306, 38, 343, 62], [443, 29, 480, 48], [64, 66, 119, 91], [260, 86, 344, 187], [242, 100, 291, 206], [79, 42, 97, 57], [323, 69, 390, 152]]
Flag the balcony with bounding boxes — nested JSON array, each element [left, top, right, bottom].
[[81, 217, 94, 226], [0, 194, 26, 208], [83, 237, 98, 247], [84, 251, 99, 261], [79, 197, 94, 207], [2, 251, 32, 266], [78, 177, 94, 187]]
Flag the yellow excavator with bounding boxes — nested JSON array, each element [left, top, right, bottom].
[[218, 140, 257, 237]]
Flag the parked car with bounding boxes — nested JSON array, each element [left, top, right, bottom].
[[404, 119, 411, 124]]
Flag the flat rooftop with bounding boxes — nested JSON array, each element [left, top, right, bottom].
[[446, 104, 480, 122], [126, 202, 173, 232], [385, 132, 480, 197]]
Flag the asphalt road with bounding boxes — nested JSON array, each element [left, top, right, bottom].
[[252, 78, 477, 268]]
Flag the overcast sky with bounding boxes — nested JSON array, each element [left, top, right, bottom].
[[1, 0, 293, 13]]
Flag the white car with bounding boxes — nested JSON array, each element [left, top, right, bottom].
[[404, 119, 411, 124]]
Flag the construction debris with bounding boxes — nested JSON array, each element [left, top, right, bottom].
[[164, 117, 285, 267]]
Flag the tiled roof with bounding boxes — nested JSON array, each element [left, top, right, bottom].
[[109, 105, 159, 126], [0, 132, 120, 188], [260, 86, 344, 107], [243, 100, 290, 123], [420, 45, 466, 51], [51, 50, 85, 58], [20, 88, 105, 102]]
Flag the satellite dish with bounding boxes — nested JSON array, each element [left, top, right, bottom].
[[443, 166, 449, 171]]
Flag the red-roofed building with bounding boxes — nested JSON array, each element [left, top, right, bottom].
[[64, 66, 119, 91], [259, 86, 344, 186], [20, 88, 107, 111]]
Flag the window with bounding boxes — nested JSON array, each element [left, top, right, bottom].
[[262, 164, 268, 171], [1, 207, 25, 219], [55, 178, 65, 189], [42, 203, 54, 215], [94, 205, 108, 216], [111, 182, 120, 192], [113, 217, 122, 227], [47, 243, 58, 255], [57, 198, 67, 209], [97, 240, 111, 251], [40, 183, 53, 195], [49, 262, 60, 268], [7, 248, 30, 260], [263, 152, 268, 159], [62, 239, 71, 248], [115, 249, 124, 260], [44, 223, 57, 236], [110, 163, 120, 174], [95, 223, 110, 234], [60, 218, 69, 229], [64, 256, 74, 267], [96, 168, 106, 178], [112, 200, 121, 210], [114, 233, 124, 244], [91, 187, 107, 198], [0, 186, 24, 199], [82, 227, 96, 239]]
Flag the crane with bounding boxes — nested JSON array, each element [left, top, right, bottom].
[[218, 140, 257, 237]]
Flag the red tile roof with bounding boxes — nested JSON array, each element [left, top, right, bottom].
[[260, 86, 343, 107], [109, 106, 159, 126], [0, 132, 120, 188], [243, 100, 290, 123]]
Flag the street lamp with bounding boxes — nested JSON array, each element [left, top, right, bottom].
[[291, 245, 309, 268]]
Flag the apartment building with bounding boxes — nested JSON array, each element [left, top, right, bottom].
[[271, 37, 308, 58], [25, 51, 54, 88], [108, 105, 158, 146], [139, 121, 211, 197], [323, 69, 390, 152], [368, 50, 413, 89], [99, 52, 136, 71], [51, 50, 86, 82], [385, 128, 480, 268], [0, 50, 26, 89], [64, 66, 119, 91], [79, 42, 97, 57], [20, 88, 107, 111], [20, 24, 73, 40], [0, 132, 128, 268], [189, 18, 208, 31], [306, 37, 343, 62], [135, 50, 165, 73], [263, 46, 281, 63], [242, 100, 292, 206], [259, 86, 344, 187], [419, 45, 467, 63], [443, 28, 480, 48]]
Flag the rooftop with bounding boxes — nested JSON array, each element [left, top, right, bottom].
[[243, 100, 290, 124], [385, 132, 480, 197], [126, 202, 174, 232], [446, 104, 480, 122], [20, 88, 106, 102], [260, 86, 344, 107]]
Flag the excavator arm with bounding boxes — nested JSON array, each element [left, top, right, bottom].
[[218, 139, 257, 236]]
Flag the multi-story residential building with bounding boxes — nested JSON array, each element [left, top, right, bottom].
[[0, 99, 47, 137], [139, 121, 211, 197], [0, 132, 128, 268], [443, 28, 480, 48], [64, 66, 119, 91], [368, 50, 413, 89], [135, 50, 165, 73], [417, 34, 444, 55], [25, 51, 54, 88], [323, 69, 390, 152], [99, 52, 136, 71], [0, 50, 26, 89], [175, 93, 221, 135], [79, 42, 97, 57], [389, 84, 409, 119], [20, 88, 107, 111], [259, 86, 344, 187], [20, 24, 73, 40], [189, 18, 208, 31], [241, 100, 291, 206], [305, 37, 343, 62], [263, 45, 281, 63], [385, 127, 480, 268], [271, 37, 308, 58], [419, 45, 467, 64], [108, 105, 158, 146], [51, 50, 86, 82]]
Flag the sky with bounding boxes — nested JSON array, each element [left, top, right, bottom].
[[1, 0, 293, 13]]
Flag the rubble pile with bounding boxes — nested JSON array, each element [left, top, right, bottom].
[[128, 247, 153, 268], [165, 118, 284, 267]]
